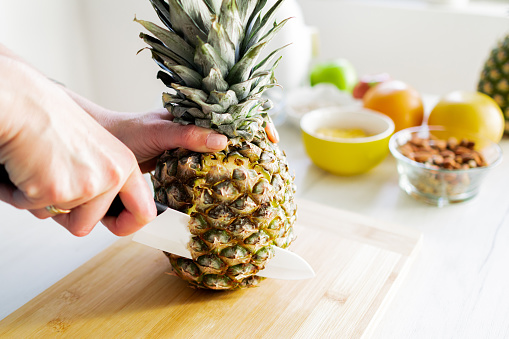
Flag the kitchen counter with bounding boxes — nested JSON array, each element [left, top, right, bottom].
[[1, 121, 509, 338]]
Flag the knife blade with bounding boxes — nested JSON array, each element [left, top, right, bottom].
[[107, 196, 314, 280], [130, 202, 315, 280], [0, 165, 315, 280]]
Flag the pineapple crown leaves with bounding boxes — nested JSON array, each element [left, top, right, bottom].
[[139, 0, 290, 143]]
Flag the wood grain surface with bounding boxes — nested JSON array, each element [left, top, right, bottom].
[[0, 200, 421, 338]]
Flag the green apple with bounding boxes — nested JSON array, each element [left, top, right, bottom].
[[309, 59, 358, 93]]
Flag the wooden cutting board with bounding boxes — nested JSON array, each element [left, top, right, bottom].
[[0, 199, 421, 338]]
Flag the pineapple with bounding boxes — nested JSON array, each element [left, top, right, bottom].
[[137, 0, 297, 290], [478, 34, 509, 133]]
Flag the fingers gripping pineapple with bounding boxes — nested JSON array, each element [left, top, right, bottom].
[[137, 0, 297, 289]]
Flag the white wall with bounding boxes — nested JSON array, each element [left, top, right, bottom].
[[0, 0, 166, 112], [1, 0, 507, 112], [0, 1, 94, 99], [298, 0, 509, 95], [77, 1, 167, 111]]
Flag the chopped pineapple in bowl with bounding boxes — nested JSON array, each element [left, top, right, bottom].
[[300, 107, 395, 175]]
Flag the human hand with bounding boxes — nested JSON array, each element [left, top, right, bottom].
[[265, 120, 280, 144], [88, 108, 229, 173], [0, 57, 156, 236], [60, 91, 229, 173]]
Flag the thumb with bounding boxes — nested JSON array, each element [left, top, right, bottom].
[[157, 123, 228, 153]]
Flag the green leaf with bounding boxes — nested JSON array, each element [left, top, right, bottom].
[[227, 18, 289, 85], [172, 106, 207, 120], [245, 0, 268, 34], [250, 82, 279, 99], [244, 14, 261, 50], [207, 90, 239, 110], [212, 112, 234, 126], [149, 0, 173, 30], [195, 118, 212, 128], [173, 117, 194, 125], [172, 84, 225, 114], [236, 129, 252, 140], [237, 0, 258, 28], [257, 17, 291, 49], [168, 65, 203, 88], [219, 0, 244, 60], [252, 44, 289, 73], [163, 92, 183, 105], [167, 0, 207, 47], [172, 83, 208, 102], [135, 18, 194, 62], [250, 56, 282, 94], [202, 67, 229, 93], [163, 92, 201, 108], [139, 33, 194, 69], [227, 99, 259, 121], [203, 0, 222, 14], [194, 39, 228, 79], [157, 70, 181, 87], [243, 0, 285, 53], [187, 107, 207, 118], [226, 19, 288, 85], [226, 41, 267, 85], [180, 0, 212, 33], [217, 124, 236, 138], [151, 50, 178, 69], [229, 72, 268, 101], [171, 106, 189, 118], [208, 16, 236, 69]]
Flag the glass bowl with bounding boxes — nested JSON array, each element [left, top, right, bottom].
[[389, 126, 503, 207]]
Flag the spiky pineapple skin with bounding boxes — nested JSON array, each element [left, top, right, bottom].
[[152, 139, 297, 289], [478, 35, 509, 133]]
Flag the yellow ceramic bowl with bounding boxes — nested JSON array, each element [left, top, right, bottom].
[[300, 107, 395, 175]]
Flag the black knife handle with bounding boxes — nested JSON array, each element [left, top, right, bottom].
[[105, 195, 168, 217], [0, 164, 14, 189], [105, 195, 129, 217], [0, 164, 167, 217]]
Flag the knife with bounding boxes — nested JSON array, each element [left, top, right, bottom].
[[0, 165, 315, 280], [107, 196, 315, 280]]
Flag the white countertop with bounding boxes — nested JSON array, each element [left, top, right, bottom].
[[1, 119, 509, 338]]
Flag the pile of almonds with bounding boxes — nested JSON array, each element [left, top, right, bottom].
[[398, 135, 487, 170]]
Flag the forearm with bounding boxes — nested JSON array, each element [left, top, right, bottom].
[[0, 55, 44, 154], [62, 89, 117, 132], [0, 43, 24, 61], [0, 43, 114, 128], [0, 55, 155, 235]]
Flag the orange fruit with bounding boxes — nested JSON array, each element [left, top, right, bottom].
[[363, 80, 424, 132], [428, 91, 504, 143]]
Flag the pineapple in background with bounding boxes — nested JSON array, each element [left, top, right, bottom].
[[137, 0, 297, 290], [478, 35, 509, 133]]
